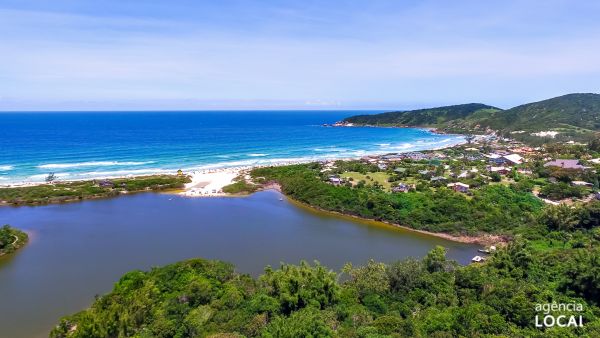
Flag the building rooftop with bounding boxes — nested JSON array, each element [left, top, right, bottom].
[[544, 159, 586, 170]]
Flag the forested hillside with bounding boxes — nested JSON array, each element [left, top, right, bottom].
[[481, 93, 600, 142], [344, 103, 499, 127], [343, 93, 600, 142]]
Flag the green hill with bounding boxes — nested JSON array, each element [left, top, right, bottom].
[[481, 93, 600, 133], [344, 103, 500, 127], [343, 93, 600, 142]]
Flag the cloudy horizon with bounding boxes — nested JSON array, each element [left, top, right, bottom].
[[1, 0, 599, 111]]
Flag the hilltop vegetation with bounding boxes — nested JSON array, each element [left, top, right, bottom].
[[483, 93, 600, 142], [0, 175, 190, 206], [0, 225, 28, 255], [344, 93, 600, 143], [344, 103, 499, 129]]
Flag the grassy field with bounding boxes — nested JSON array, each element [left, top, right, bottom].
[[341, 171, 392, 191]]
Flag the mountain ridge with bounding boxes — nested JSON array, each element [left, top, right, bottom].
[[343, 93, 600, 142]]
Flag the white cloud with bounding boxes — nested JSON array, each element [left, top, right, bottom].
[[0, 2, 599, 109]]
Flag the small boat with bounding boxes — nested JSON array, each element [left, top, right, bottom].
[[471, 255, 485, 263], [478, 249, 490, 254], [279, 197, 283, 201]]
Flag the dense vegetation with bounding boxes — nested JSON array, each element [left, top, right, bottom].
[[222, 177, 260, 195], [51, 238, 600, 337], [0, 224, 28, 255], [251, 164, 543, 236], [344, 103, 499, 128], [0, 175, 190, 206], [343, 93, 600, 142], [483, 93, 600, 133]]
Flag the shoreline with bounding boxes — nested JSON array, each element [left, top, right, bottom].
[[0, 132, 502, 246], [221, 182, 502, 247], [177, 134, 467, 198], [0, 128, 467, 189], [279, 188, 504, 247]]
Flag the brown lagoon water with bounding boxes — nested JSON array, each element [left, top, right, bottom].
[[0, 190, 479, 337]]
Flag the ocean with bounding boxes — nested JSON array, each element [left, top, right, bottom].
[[0, 111, 464, 184]]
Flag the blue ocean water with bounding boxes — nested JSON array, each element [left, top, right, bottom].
[[0, 111, 464, 184]]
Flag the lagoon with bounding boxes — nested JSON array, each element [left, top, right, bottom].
[[0, 191, 478, 337]]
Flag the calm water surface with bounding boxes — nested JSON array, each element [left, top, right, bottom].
[[0, 191, 478, 337]]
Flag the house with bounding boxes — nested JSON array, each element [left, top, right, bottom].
[[502, 154, 523, 165], [596, 192, 600, 200], [517, 169, 533, 175], [418, 170, 430, 176], [377, 163, 388, 170], [393, 167, 407, 174], [488, 166, 510, 175], [430, 176, 447, 182], [381, 154, 404, 162], [571, 181, 593, 187], [403, 152, 428, 161], [98, 180, 115, 188], [447, 182, 470, 193], [328, 176, 342, 185], [392, 183, 411, 193], [466, 154, 483, 161], [487, 153, 506, 165], [510, 146, 535, 154], [457, 171, 469, 179], [487, 153, 523, 165], [544, 159, 587, 170]]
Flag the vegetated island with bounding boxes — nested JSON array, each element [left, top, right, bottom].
[[341, 93, 600, 145], [0, 174, 191, 206], [0, 224, 28, 256]]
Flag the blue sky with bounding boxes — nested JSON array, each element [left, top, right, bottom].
[[0, 0, 599, 110]]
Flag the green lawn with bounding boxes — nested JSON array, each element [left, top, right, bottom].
[[341, 171, 392, 191]]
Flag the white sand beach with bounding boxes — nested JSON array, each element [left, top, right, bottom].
[[179, 158, 321, 197], [180, 168, 241, 197]]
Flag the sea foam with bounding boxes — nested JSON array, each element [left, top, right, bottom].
[[37, 161, 155, 169]]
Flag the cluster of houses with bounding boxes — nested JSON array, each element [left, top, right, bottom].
[[322, 138, 600, 200]]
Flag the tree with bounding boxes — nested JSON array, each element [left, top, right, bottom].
[[561, 249, 600, 305], [45, 172, 57, 183], [540, 204, 579, 231], [264, 308, 334, 337], [260, 261, 339, 314], [423, 246, 454, 273], [342, 260, 389, 297]]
